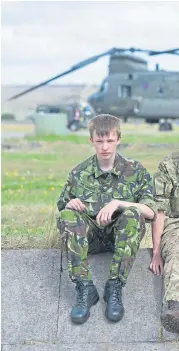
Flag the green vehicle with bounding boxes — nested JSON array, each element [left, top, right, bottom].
[[33, 102, 95, 132]]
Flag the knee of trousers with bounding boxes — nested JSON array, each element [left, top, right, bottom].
[[120, 206, 145, 237], [59, 208, 82, 222], [57, 208, 88, 238]]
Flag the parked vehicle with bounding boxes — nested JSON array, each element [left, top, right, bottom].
[[34, 102, 95, 131]]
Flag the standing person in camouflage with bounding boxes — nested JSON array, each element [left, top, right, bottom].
[[150, 151, 179, 334], [57, 114, 157, 325]]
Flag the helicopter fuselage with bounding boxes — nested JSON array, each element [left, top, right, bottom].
[[8, 48, 179, 124], [88, 71, 179, 122]]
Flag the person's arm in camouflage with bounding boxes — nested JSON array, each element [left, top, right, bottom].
[[57, 172, 73, 212], [115, 166, 157, 220], [150, 161, 172, 275], [96, 165, 157, 225], [57, 172, 86, 212], [153, 160, 172, 212]]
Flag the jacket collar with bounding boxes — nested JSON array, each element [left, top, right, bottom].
[[86, 153, 128, 179]]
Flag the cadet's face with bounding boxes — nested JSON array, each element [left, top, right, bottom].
[[90, 129, 121, 161]]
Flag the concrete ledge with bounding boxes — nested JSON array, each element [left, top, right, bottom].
[[1, 248, 179, 349], [2, 343, 179, 351], [1, 249, 61, 344], [57, 249, 178, 343]]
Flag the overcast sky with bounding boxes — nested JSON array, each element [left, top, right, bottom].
[[1, 1, 179, 85]]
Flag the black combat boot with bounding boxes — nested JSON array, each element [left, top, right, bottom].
[[103, 278, 124, 322], [160, 300, 179, 334], [71, 280, 99, 324]]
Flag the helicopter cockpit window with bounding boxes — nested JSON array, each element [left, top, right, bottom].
[[100, 80, 108, 93]]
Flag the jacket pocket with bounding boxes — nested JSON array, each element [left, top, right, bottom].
[[71, 185, 98, 203]]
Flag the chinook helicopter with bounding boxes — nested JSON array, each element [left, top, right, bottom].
[[9, 47, 179, 124]]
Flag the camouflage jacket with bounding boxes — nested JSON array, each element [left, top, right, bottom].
[[57, 153, 157, 218], [153, 150, 179, 218]]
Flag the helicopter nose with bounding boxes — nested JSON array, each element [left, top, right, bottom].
[[88, 93, 98, 105]]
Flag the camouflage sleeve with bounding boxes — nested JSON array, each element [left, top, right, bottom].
[[57, 172, 73, 212], [153, 161, 172, 211], [136, 166, 158, 218]]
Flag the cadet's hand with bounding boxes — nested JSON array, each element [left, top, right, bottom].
[[96, 200, 120, 225], [66, 198, 86, 212], [149, 253, 164, 276]]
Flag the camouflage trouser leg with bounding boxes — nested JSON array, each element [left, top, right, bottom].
[[58, 206, 145, 284], [109, 206, 146, 285], [58, 209, 92, 282], [161, 218, 179, 302]]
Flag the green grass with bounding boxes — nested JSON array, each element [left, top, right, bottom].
[[122, 134, 179, 144], [1, 130, 179, 249], [25, 132, 179, 144], [26, 134, 90, 144], [3, 153, 60, 161], [1, 140, 93, 248]]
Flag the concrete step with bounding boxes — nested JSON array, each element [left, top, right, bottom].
[[1, 248, 179, 350]]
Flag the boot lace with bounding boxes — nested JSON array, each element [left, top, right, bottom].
[[76, 281, 87, 307], [110, 280, 122, 305]]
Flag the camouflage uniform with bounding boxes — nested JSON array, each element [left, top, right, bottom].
[[57, 153, 157, 285], [153, 151, 179, 303]]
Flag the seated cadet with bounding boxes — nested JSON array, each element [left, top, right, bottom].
[[150, 151, 179, 334], [57, 114, 157, 325]]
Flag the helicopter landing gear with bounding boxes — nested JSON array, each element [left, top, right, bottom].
[[158, 119, 173, 131]]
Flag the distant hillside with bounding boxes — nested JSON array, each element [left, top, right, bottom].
[[1, 84, 98, 120]]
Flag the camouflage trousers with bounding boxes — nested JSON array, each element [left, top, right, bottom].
[[58, 206, 146, 285], [161, 217, 179, 302]]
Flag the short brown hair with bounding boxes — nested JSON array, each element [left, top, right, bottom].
[[88, 114, 121, 138]]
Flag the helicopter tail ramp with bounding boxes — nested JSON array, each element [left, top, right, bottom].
[[1, 248, 178, 351]]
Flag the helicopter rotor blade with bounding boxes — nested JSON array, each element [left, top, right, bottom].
[[8, 47, 179, 100], [8, 48, 116, 101], [148, 48, 179, 56]]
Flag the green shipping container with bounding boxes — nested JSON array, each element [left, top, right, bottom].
[[33, 112, 68, 136]]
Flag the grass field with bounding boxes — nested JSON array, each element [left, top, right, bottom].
[[1, 127, 179, 250]]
